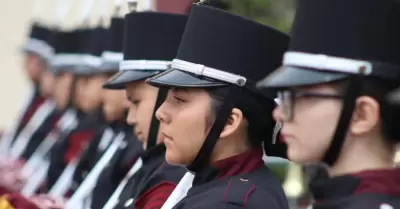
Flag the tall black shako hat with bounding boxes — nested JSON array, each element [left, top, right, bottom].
[[147, 5, 289, 172], [103, 12, 188, 89], [257, 0, 400, 165], [24, 23, 55, 63], [100, 18, 124, 72], [51, 30, 81, 74], [104, 11, 187, 150], [74, 27, 107, 75]]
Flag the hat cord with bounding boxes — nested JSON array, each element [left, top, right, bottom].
[[322, 75, 361, 165], [146, 88, 168, 150], [187, 86, 237, 173]]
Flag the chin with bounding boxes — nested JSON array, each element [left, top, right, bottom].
[[165, 150, 185, 166], [287, 148, 307, 164]]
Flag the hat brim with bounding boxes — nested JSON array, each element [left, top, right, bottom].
[[146, 68, 228, 88], [257, 66, 349, 89], [103, 70, 161, 89]]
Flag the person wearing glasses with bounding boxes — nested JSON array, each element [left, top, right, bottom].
[[257, 0, 400, 208]]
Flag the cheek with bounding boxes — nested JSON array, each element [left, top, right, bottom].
[[86, 84, 103, 104], [165, 107, 209, 166], [41, 76, 54, 94], [288, 101, 341, 163], [54, 83, 70, 108], [55, 80, 68, 96]]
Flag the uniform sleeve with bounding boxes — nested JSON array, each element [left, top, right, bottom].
[[134, 182, 176, 209]]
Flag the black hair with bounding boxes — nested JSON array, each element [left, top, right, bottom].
[[206, 86, 276, 147], [335, 77, 400, 143]]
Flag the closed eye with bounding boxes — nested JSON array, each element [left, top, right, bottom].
[[173, 96, 186, 104]]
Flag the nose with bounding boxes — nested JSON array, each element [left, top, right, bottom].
[[126, 105, 137, 125], [272, 105, 285, 123], [155, 101, 170, 124]]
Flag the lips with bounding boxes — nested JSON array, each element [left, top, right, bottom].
[[280, 131, 295, 144], [161, 132, 173, 142]]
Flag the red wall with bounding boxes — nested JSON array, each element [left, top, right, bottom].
[[156, 0, 193, 14]]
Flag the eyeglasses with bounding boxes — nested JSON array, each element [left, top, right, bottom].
[[277, 90, 343, 122]]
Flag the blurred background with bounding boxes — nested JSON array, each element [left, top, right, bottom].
[[0, 0, 295, 130]]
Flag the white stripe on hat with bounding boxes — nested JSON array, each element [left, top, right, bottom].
[[119, 60, 170, 71], [24, 38, 55, 61], [283, 51, 372, 75], [172, 59, 247, 86], [102, 51, 123, 63]]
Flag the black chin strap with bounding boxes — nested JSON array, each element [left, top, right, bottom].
[[146, 88, 168, 150], [187, 86, 237, 173], [67, 76, 77, 108], [323, 75, 362, 165]]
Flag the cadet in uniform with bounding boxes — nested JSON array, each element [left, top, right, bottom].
[[100, 11, 188, 209], [146, 4, 288, 209], [45, 29, 100, 193], [0, 23, 59, 195], [0, 29, 85, 209], [90, 16, 143, 209], [257, 0, 400, 208], [0, 23, 53, 160], [66, 19, 142, 208]]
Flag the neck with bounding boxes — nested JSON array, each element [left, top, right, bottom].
[[211, 136, 250, 162], [328, 135, 395, 177]]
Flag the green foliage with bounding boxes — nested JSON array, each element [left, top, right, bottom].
[[266, 162, 289, 184], [228, 0, 295, 33]]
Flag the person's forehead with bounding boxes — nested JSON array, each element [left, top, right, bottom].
[[125, 81, 149, 96], [291, 83, 338, 93]]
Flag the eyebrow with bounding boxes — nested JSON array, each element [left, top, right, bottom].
[[171, 87, 189, 93]]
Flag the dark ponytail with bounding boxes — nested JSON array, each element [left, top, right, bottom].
[[206, 86, 286, 158]]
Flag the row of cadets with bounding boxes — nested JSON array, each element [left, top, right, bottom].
[[44, 1, 113, 199], [0, 29, 93, 209], [0, 0, 75, 196], [88, 2, 144, 208], [97, 0, 190, 208], [0, 0, 117, 205], [16, 0, 109, 199], [0, 0, 144, 208], [0, 0, 86, 206], [257, 0, 400, 208], [58, 1, 142, 208], [65, 1, 143, 205]]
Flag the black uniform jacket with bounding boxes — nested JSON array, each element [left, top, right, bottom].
[[113, 144, 186, 209], [310, 167, 400, 209], [11, 88, 45, 143], [45, 111, 103, 191], [90, 123, 143, 209], [172, 148, 289, 209], [67, 121, 109, 195], [20, 108, 63, 160]]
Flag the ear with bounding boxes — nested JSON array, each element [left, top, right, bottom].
[[219, 108, 244, 139], [349, 96, 380, 136]]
